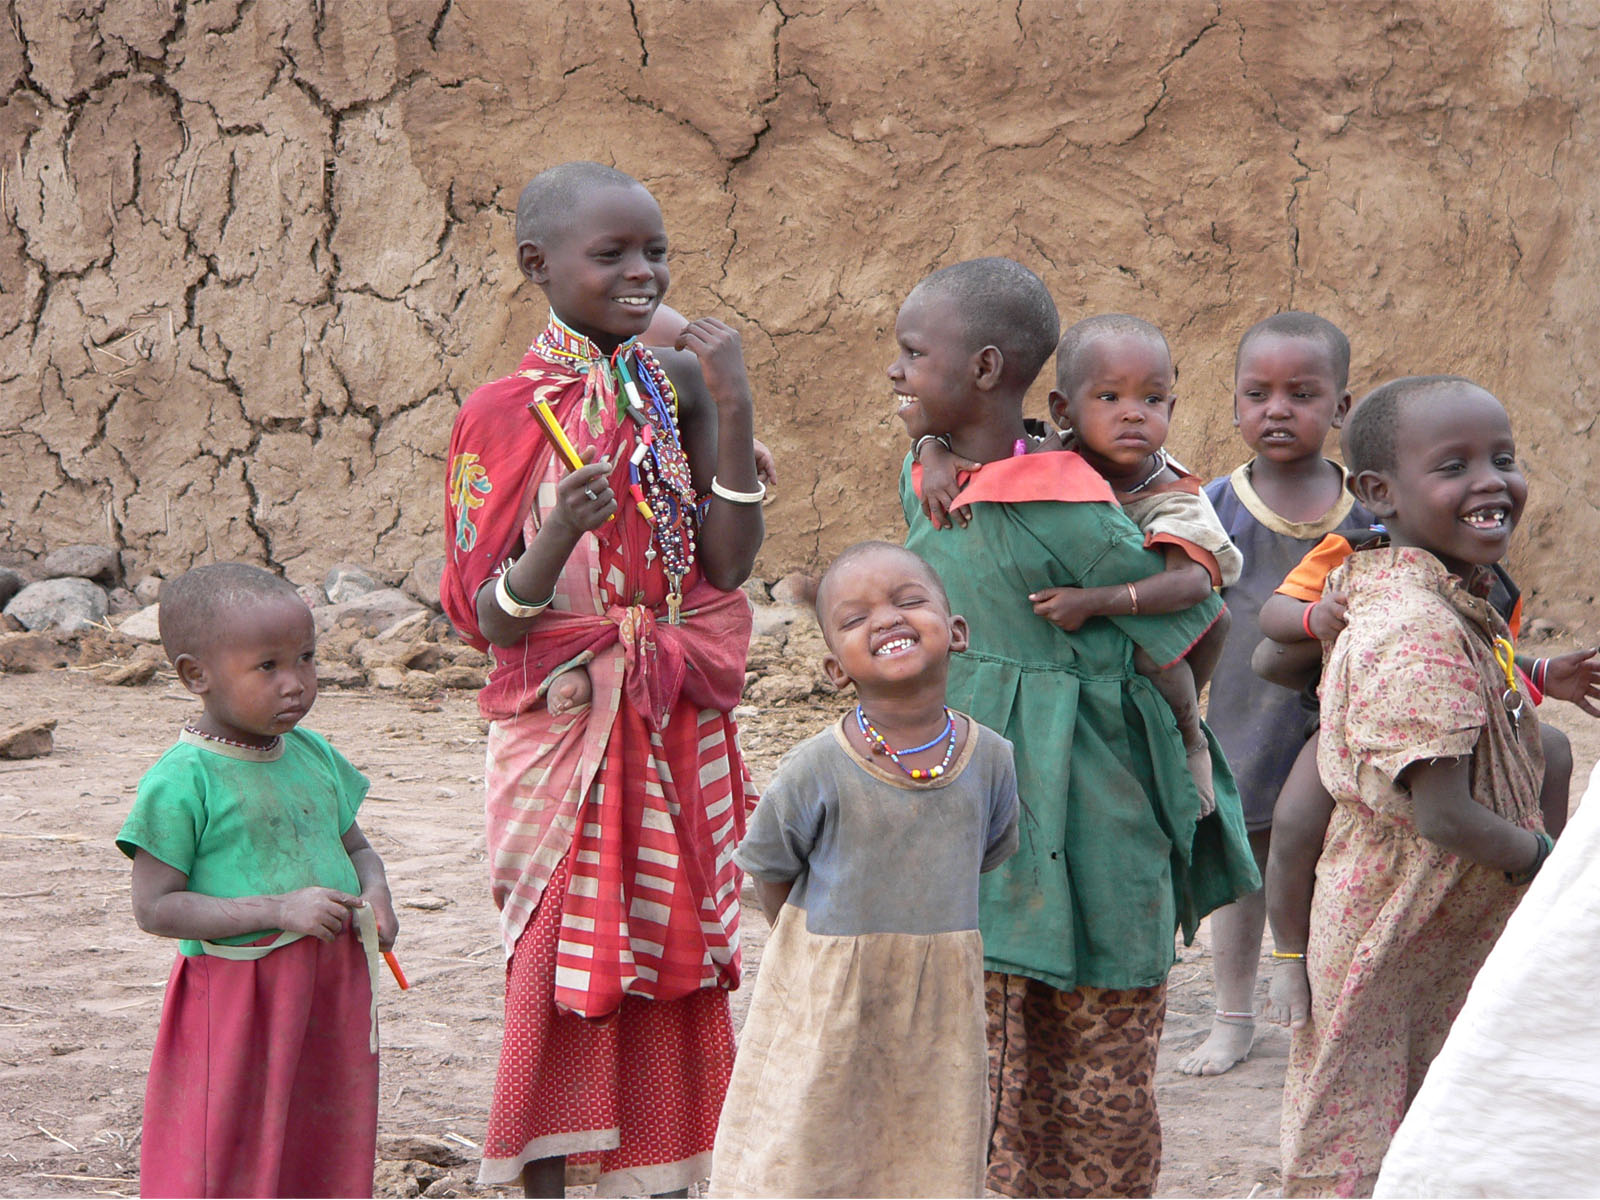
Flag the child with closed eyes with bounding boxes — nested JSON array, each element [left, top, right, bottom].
[[709, 542, 1019, 1197]]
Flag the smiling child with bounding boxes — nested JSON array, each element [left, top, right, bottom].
[[710, 542, 1018, 1198]]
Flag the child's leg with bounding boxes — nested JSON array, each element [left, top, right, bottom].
[[1133, 649, 1214, 812], [1263, 733, 1334, 1031], [521, 1156, 564, 1198], [546, 665, 593, 716], [1176, 828, 1268, 1076], [1538, 723, 1572, 838]]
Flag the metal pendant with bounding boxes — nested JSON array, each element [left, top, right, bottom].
[[1502, 688, 1524, 738]]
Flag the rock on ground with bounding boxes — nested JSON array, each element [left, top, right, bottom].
[[4, 578, 109, 634], [40, 545, 120, 584], [0, 718, 57, 759]]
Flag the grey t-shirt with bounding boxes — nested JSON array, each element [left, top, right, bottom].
[[735, 715, 1019, 936]]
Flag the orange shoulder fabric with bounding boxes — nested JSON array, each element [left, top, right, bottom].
[[949, 450, 1117, 510], [1276, 532, 1357, 602]]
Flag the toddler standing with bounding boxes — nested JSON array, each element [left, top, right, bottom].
[[1178, 312, 1370, 1076], [1278, 376, 1549, 1197], [709, 542, 1019, 1197], [119, 563, 397, 1198]]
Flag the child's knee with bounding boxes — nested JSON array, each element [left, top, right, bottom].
[[1539, 724, 1572, 780]]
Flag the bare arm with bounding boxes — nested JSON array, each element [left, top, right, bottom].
[[131, 849, 363, 944], [1251, 636, 1324, 691], [753, 878, 794, 926], [1260, 591, 1348, 644], [342, 821, 399, 950], [1404, 755, 1543, 873], [664, 321, 763, 591], [1030, 548, 1212, 632]]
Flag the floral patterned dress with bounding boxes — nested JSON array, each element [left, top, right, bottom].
[[1282, 547, 1544, 1197]]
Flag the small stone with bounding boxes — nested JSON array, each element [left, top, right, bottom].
[[324, 564, 386, 604], [403, 556, 446, 612], [316, 661, 368, 689], [296, 582, 328, 609], [4, 578, 109, 633], [447, 645, 490, 668], [421, 1178, 460, 1198], [370, 665, 407, 690], [0, 631, 71, 673], [372, 1159, 421, 1198], [0, 566, 25, 606], [1521, 618, 1560, 642], [769, 572, 818, 607], [401, 671, 440, 699], [313, 589, 427, 637], [399, 642, 444, 672], [41, 544, 120, 584], [402, 896, 450, 911], [117, 604, 163, 644], [133, 575, 163, 605], [377, 1135, 466, 1167], [378, 611, 431, 642], [745, 672, 816, 706], [0, 718, 57, 759], [91, 658, 159, 686], [106, 586, 139, 615], [750, 602, 804, 642], [435, 664, 486, 690], [740, 577, 772, 604]]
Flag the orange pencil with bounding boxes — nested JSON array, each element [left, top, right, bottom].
[[382, 949, 410, 990]]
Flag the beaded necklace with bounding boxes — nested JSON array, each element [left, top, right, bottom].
[[184, 723, 281, 752], [532, 315, 700, 622], [1121, 449, 1169, 495], [855, 704, 957, 781]]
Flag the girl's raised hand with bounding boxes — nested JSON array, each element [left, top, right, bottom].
[[675, 317, 751, 407], [1540, 647, 1600, 716], [277, 887, 365, 942], [550, 445, 616, 536]]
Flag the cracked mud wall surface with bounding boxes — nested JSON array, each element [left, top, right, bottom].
[[3, 1, 1598, 622]]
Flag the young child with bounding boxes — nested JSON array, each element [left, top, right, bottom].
[[709, 542, 1019, 1197], [1276, 376, 1550, 1198], [920, 314, 1242, 809], [1258, 524, 1596, 1030], [117, 563, 397, 1198], [440, 161, 764, 1197], [1173, 312, 1372, 1076], [894, 257, 1258, 1198]]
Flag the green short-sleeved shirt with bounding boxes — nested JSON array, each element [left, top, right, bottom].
[[117, 727, 369, 955], [901, 457, 1260, 991]]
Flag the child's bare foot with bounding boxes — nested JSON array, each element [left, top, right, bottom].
[[1186, 741, 1216, 817], [1265, 959, 1311, 1030], [547, 666, 593, 715], [1177, 1010, 1255, 1076]]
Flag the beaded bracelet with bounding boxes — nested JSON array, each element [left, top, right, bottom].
[[1270, 950, 1306, 961], [1505, 830, 1555, 886]]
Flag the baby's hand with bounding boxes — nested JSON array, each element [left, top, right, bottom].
[[1540, 646, 1600, 716], [752, 437, 778, 486], [362, 887, 400, 951], [1306, 590, 1348, 641], [1030, 586, 1101, 632], [276, 887, 363, 942], [919, 439, 980, 530], [547, 665, 593, 716], [1265, 957, 1311, 1030]]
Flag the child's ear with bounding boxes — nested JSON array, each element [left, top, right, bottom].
[[948, 614, 970, 654], [1350, 468, 1395, 517], [1046, 388, 1070, 428], [973, 345, 1004, 391], [821, 652, 853, 692], [1331, 391, 1353, 429], [173, 654, 209, 697], [517, 240, 549, 285]]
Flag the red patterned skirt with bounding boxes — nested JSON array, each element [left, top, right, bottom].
[[479, 850, 737, 1194], [139, 925, 378, 1198]]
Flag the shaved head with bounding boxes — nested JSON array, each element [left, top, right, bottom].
[[515, 161, 647, 249], [158, 563, 305, 660], [1055, 314, 1170, 395], [910, 258, 1060, 389], [815, 541, 949, 647]]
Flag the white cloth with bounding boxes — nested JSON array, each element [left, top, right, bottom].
[[1374, 759, 1600, 1197]]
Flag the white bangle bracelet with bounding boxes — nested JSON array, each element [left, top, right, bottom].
[[494, 570, 553, 619], [710, 476, 767, 505]]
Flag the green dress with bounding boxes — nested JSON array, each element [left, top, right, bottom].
[[901, 455, 1259, 991]]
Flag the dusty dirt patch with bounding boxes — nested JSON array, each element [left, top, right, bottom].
[[2, 667, 1596, 1198]]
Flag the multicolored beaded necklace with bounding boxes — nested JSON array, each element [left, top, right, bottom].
[[855, 704, 957, 781], [533, 316, 700, 623], [184, 723, 281, 752]]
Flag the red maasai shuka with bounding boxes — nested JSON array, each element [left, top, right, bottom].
[[442, 334, 755, 1021], [139, 926, 378, 1198]]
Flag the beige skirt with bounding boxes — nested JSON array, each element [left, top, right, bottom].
[[710, 909, 988, 1198]]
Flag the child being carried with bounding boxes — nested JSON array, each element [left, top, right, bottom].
[[921, 314, 1241, 808]]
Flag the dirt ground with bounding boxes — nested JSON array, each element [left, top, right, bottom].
[[3, 662, 1597, 1199]]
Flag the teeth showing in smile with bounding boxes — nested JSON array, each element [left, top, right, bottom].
[[874, 637, 915, 656], [616, 296, 653, 308], [1463, 508, 1508, 530], [896, 394, 916, 411]]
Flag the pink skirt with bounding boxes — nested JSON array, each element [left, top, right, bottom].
[[139, 924, 378, 1198]]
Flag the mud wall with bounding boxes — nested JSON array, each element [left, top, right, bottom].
[[3, 1, 1598, 622]]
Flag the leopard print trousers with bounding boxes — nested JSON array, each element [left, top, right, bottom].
[[985, 972, 1167, 1198]]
